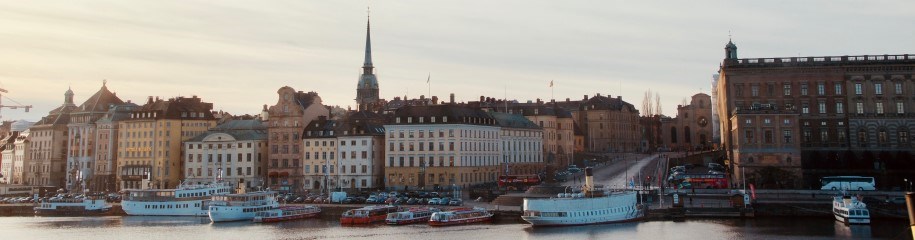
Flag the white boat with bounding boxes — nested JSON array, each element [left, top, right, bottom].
[[386, 207, 440, 225], [833, 194, 870, 225], [208, 191, 279, 222], [121, 181, 234, 216], [34, 196, 112, 216], [428, 207, 493, 226], [521, 167, 645, 227], [253, 205, 321, 223]]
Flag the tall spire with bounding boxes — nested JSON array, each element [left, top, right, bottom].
[[363, 7, 373, 72]]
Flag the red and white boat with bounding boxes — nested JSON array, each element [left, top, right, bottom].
[[341, 205, 400, 225], [253, 206, 321, 223], [385, 207, 440, 225], [428, 207, 493, 226]]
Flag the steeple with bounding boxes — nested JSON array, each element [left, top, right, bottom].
[[64, 86, 75, 105], [356, 8, 380, 111], [725, 36, 737, 60], [362, 11, 374, 74]]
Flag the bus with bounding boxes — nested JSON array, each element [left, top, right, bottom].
[[497, 175, 541, 190], [669, 173, 728, 189], [820, 176, 875, 191]]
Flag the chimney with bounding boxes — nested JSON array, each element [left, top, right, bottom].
[[565, 98, 570, 102], [147, 96, 154, 104], [617, 96, 622, 100], [583, 95, 589, 101], [432, 96, 439, 105], [479, 96, 485, 102], [585, 167, 594, 192], [450, 93, 455, 104]]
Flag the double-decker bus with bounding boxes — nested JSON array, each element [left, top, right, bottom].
[[820, 176, 875, 191], [669, 173, 728, 189], [497, 175, 541, 190]]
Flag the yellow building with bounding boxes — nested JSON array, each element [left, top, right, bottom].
[[117, 96, 216, 190]]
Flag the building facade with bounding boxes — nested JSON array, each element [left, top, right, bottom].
[[92, 103, 136, 192], [384, 105, 501, 190], [0, 132, 18, 184], [27, 88, 78, 187], [183, 120, 267, 189], [570, 94, 641, 154], [491, 112, 544, 176], [717, 40, 915, 188], [117, 96, 216, 190], [265, 87, 328, 193], [65, 83, 124, 191], [302, 116, 338, 192], [659, 93, 714, 151]]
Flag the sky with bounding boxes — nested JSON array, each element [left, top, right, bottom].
[[2, 1, 914, 122]]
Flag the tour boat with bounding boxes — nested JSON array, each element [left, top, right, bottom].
[[208, 191, 279, 222], [121, 180, 234, 216], [521, 167, 645, 227], [340, 205, 400, 224], [428, 207, 493, 226], [385, 207, 441, 225], [34, 196, 112, 216], [833, 194, 870, 225], [253, 205, 321, 223]]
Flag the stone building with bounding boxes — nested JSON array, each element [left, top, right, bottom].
[[302, 111, 386, 192], [92, 103, 135, 192], [27, 88, 78, 187], [65, 83, 124, 191], [569, 94, 641, 154], [183, 120, 267, 190], [117, 96, 216, 190], [716, 39, 915, 188], [265, 87, 328, 193], [490, 112, 544, 175], [659, 93, 714, 151]]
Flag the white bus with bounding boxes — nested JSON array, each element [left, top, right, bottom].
[[820, 176, 876, 191]]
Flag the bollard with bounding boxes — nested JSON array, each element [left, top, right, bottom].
[[906, 192, 915, 240]]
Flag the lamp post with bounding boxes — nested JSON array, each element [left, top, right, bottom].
[[906, 178, 911, 192]]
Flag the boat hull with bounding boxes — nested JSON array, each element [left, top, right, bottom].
[[121, 199, 209, 216], [522, 213, 643, 227], [834, 214, 870, 225], [428, 215, 491, 226], [386, 217, 430, 225], [34, 207, 111, 217], [341, 215, 386, 225], [209, 207, 257, 222]]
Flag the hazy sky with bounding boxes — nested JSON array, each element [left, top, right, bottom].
[[2, 1, 914, 122]]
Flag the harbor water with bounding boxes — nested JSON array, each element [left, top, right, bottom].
[[0, 216, 907, 240]]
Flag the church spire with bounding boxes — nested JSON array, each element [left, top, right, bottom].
[[363, 8, 373, 73]]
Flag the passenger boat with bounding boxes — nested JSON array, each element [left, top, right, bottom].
[[521, 167, 645, 227], [253, 205, 321, 223], [208, 191, 279, 222], [121, 180, 234, 216], [34, 196, 112, 216], [340, 205, 400, 224], [833, 194, 870, 225], [385, 207, 440, 225], [428, 207, 493, 226]]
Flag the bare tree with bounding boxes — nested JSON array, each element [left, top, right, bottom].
[[641, 89, 655, 116], [654, 92, 662, 117]]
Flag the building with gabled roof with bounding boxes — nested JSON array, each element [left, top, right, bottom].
[[65, 82, 125, 191]]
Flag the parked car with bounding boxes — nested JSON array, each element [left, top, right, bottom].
[[366, 197, 378, 204], [428, 198, 441, 205], [439, 197, 451, 205], [401, 198, 414, 205], [429, 192, 440, 198], [449, 199, 463, 206], [886, 196, 907, 205]]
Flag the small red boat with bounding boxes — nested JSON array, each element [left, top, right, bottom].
[[253, 206, 321, 223], [341, 205, 400, 225], [429, 207, 493, 226], [385, 207, 440, 225]]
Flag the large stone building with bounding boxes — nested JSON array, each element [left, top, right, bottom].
[[659, 93, 714, 151], [92, 103, 135, 192], [117, 96, 216, 190], [301, 112, 386, 192], [568, 94, 641, 154], [65, 83, 124, 191], [716, 40, 915, 189], [265, 87, 328, 193], [384, 105, 501, 190], [490, 112, 544, 175], [183, 119, 267, 190], [27, 88, 78, 187]]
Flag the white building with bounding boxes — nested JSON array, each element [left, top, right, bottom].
[[302, 116, 338, 192], [490, 112, 544, 175], [1, 121, 34, 185], [183, 120, 268, 189], [302, 112, 386, 192]]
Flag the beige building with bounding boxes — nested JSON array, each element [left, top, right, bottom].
[[302, 112, 386, 192], [265, 87, 329, 193], [659, 93, 714, 151], [184, 120, 268, 190], [505, 103, 574, 170], [28, 88, 78, 187], [92, 104, 136, 192], [491, 112, 544, 175], [117, 96, 216, 190], [65, 83, 124, 192], [568, 94, 641, 154]]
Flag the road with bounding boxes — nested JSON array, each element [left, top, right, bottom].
[[562, 154, 662, 189]]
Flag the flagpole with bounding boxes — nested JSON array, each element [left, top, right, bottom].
[[427, 73, 431, 99]]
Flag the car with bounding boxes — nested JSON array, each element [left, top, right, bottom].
[[405, 198, 418, 205], [449, 199, 463, 206], [708, 170, 724, 175], [417, 192, 429, 198], [355, 197, 367, 204], [567, 166, 581, 173], [886, 196, 906, 205], [293, 197, 305, 203], [389, 191, 399, 198], [428, 198, 441, 205], [429, 192, 440, 198], [439, 197, 451, 205], [342, 197, 355, 204], [366, 197, 378, 203]]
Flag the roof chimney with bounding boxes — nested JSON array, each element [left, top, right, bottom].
[[450, 93, 455, 104], [147, 96, 154, 104], [432, 96, 439, 105], [583, 95, 589, 101]]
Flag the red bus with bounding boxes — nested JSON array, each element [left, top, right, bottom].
[[498, 175, 541, 190], [669, 174, 728, 189]]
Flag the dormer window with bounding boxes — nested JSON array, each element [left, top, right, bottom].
[[419, 117, 424, 123], [408, 117, 413, 123], [396, 117, 401, 123], [443, 116, 448, 122], [431, 117, 436, 123]]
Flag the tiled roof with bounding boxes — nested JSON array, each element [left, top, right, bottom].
[[188, 120, 267, 142], [489, 112, 541, 129]]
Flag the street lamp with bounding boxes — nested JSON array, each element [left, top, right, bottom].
[[905, 178, 911, 192]]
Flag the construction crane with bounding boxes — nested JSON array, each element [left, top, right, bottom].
[[0, 88, 33, 121]]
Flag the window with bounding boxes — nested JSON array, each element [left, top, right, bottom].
[[897, 102, 905, 114], [855, 83, 862, 95], [856, 102, 864, 114], [836, 102, 844, 114], [835, 83, 842, 95], [783, 84, 791, 96], [783, 130, 792, 143], [802, 104, 809, 114], [878, 129, 888, 145], [817, 83, 825, 95], [735, 85, 743, 97], [820, 130, 828, 142], [900, 131, 909, 144], [745, 130, 754, 143], [751, 85, 759, 97], [857, 128, 867, 147], [895, 83, 903, 95], [876, 102, 884, 114], [783, 119, 791, 125], [764, 130, 773, 144], [801, 83, 808, 95], [818, 102, 826, 114], [875, 83, 883, 95]]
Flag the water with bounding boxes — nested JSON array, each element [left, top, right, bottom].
[[0, 216, 907, 240]]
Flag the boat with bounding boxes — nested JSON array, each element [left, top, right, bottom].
[[34, 195, 112, 216], [833, 193, 870, 225], [340, 205, 400, 224], [253, 205, 321, 223], [428, 207, 493, 226], [121, 180, 235, 216], [208, 191, 279, 222], [521, 167, 645, 227], [385, 207, 440, 225]]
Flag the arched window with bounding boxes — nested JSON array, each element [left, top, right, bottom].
[[857, 128, 867, 147], [684, 126, 692, 143], [670, 127, 678, 143], [878, 128, 888, 146]]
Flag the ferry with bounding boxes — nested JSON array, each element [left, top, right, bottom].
[[208, 191, 279, 222], [340, 205, 400, 224], [34, 196, 112, 216], [833, 194, 870, 225], [385, 207, 441, 225], [521, 167, 645, 227], [253, 205, 321, 223], [121, 180, 234, 216], [428, 207, 493, 226]]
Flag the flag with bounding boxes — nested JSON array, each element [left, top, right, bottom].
[[427, 73, 431, 83], [549, 80, 553, 87]]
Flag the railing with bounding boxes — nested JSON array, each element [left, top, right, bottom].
[[731, 54, 914, 67]]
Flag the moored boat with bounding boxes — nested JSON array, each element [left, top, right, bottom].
[[385, 207, 440, 225], [833, 194, 870, 225], [428, 207, 492, 226], [340, 205, 400, 225], [208, 191, 279, 222], [122, 180, 234, 216], [521, 167, 645, 227], [253, 205, 321, 223], [34, 195, 112, 216]]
